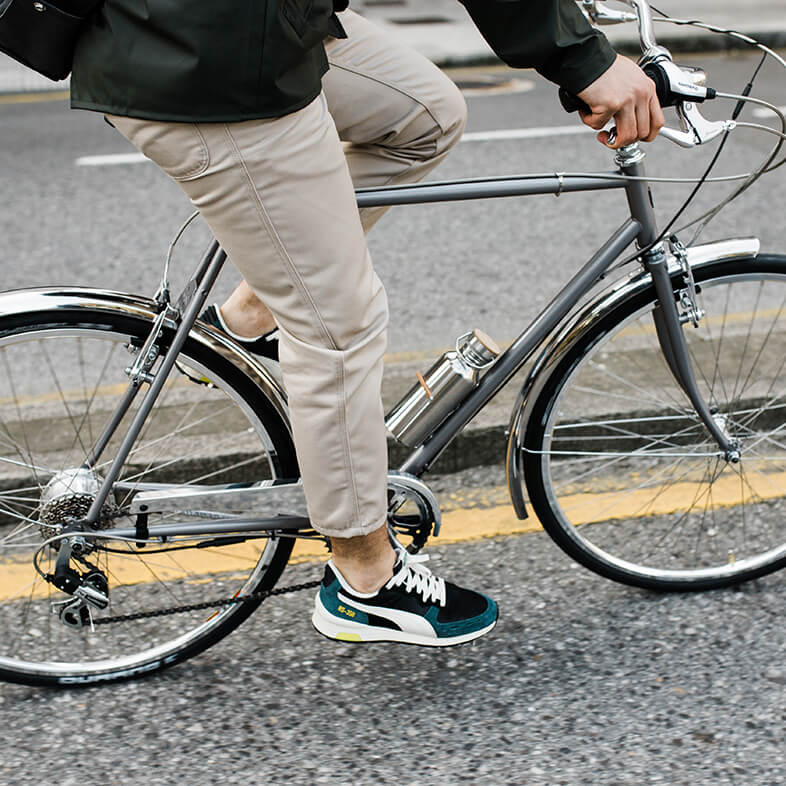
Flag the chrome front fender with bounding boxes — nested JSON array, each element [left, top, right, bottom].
[[0, 286, 291, 435], [504, 237, 761, 520]]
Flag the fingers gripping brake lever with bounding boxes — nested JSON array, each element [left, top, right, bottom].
[[558, 60, 735, 148]]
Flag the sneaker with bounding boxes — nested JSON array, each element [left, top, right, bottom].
[[312, 550, 498, 646], [177, 304, 279, 385], [198, 304, 279, 361]]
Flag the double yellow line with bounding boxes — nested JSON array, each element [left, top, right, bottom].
[[4, 467, 784, 601]]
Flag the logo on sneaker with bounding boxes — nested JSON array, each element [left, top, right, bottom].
[[337, 604, 357, 619]]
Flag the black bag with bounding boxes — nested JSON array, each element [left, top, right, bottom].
[[0, 0, 102, 81]]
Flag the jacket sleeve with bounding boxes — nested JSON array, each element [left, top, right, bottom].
[[458, 0, 617, 94]]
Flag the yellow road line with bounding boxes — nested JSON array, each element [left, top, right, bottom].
[[3, 468, 784, 601], [0, 90, 69, 105]]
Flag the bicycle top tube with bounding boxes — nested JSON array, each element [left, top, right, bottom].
[[354, 171, 627, 209]]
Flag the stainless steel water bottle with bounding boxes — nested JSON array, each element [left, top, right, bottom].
[[385, 329, 500, 447]]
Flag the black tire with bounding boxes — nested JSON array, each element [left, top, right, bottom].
[[521, 254, 786, 591], [0, 306, 298, 686]]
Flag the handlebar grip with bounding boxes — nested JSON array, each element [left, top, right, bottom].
[[642, 63, 677, 108], [558, 63, 676, 115]]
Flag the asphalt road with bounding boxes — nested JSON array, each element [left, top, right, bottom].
[[0, 53, 784, 785], [0, 463, 784, 786]]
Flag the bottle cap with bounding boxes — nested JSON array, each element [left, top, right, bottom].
[[457, 329, 500, 368]]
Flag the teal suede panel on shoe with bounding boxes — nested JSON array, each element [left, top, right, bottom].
[[319, 579, 371, 626], [425, 596, 498, 638]]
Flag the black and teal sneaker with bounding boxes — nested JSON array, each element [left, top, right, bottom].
[[312, 551, 498, 646], [177, 304, 280, 385]]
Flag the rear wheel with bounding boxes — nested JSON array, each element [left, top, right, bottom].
[[0, 305, 298, 685], [520, 255, 786, 590]]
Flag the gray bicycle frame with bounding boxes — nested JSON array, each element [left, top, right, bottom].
[[87, 142, 735, 538]]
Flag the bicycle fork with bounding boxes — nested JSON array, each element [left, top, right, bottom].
[[621, 146, 740, 462], [645, 247, 740, 461]]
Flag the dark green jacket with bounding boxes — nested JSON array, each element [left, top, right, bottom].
[[70, 0, 615, 122]]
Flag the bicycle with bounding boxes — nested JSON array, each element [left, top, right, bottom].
[[1, 0, 785, 686]]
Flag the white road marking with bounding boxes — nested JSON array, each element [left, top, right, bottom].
[[461, 125, 593, 142], [76, 125, 594, 165], [752, 106, 786, 119], [76, 152, 147, 166]]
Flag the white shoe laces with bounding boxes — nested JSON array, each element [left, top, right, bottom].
[[386, 552, 446, 607]]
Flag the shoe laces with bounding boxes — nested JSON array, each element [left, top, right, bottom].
[[386, 552, 446, 607]]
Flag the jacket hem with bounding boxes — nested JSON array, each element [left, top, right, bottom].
[[70, 86, 324, 124]]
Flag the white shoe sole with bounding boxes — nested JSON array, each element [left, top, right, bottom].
[[311, 594, 497, 647]]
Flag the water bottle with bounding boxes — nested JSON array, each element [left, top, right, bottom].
[[385, 329, 500, 447]]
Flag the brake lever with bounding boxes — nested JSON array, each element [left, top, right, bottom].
[[559, 58, 734, 149], [607, 105, 735, 149], [661, 103, 736, 148]]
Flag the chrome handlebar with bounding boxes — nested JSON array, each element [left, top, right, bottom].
[[576, 0, 733, 148], [581, 0, 663, 56]]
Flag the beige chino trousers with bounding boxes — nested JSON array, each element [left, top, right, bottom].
[[109, 10, 466, 537]]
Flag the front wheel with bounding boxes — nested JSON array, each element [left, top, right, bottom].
[[0, 301, 299, 686], [520, 254, 786, 591]]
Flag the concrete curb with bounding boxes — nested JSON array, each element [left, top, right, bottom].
[[432, 30, 786, 69]]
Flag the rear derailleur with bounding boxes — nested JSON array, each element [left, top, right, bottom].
[[45, 531, 109, 630]]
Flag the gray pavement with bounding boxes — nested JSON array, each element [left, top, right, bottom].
[[1, 1, 785, 93], [353, 0, 786, 66], [1, 508, 784, 785]]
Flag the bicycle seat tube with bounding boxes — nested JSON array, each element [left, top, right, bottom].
[[619, 144, 739, 459]]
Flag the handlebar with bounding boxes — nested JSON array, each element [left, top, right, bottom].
[[564, 0, 736, 148], [580, 0, 662, 55]]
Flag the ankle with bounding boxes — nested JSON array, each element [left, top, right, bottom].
[[333, 551, 396, 594], [218, 304, 277, 339], [329, 524, 397, 593]]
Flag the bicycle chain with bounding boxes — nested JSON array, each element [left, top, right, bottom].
[[92, 579, 322, 626]]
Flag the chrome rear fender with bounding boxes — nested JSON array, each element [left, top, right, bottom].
[[504, 238, 761, 520], [0, 286, 291, 434]]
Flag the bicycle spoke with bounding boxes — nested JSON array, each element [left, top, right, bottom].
[[114, 389, 209, 508], [39, 341, 91, 462], [730, 293, 786, 406], [0, 350, 46, 493]]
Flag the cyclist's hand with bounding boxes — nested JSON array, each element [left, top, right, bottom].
[[577, 55, 665, 148]]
